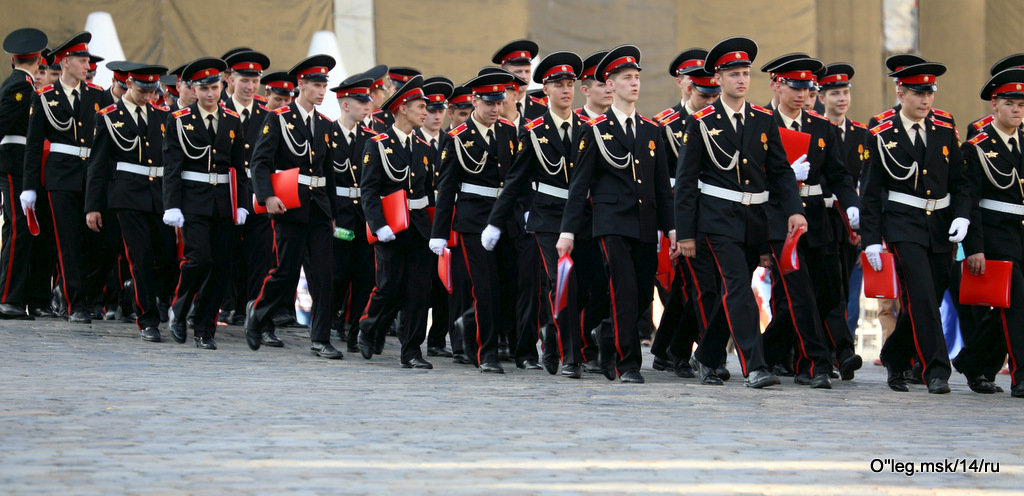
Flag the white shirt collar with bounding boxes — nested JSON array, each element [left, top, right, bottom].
[[122, 98, 147, 121], [296, 102, 313, 123], [232, 96, 254, 118], [549, 109, 572, 134], [391, 126, 412, 147], [899, 110, 926, 141], [721, 100, 745, 130], [683, 100, 701, 116], [779, 108, 803, 131], [992, 123, 1020, 151], [610, 104, 635, 131], [59, 78, 80, 99], [471, 112, 496, 141], [583, 105, 603, 119], [420, 128, 440, 143], [197, 105, 219, 122]]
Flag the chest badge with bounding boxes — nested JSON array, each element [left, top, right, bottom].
[[707, 128, 722, 137]]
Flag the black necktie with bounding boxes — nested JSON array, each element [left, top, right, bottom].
[[733, 112, 744, 139], [71, 89, 80, 115], [1011, 136, 1021, 162], [307, 115, 314, 134], [405, 138, 413, 156], [430, 138, 437, 150], [136, 108, 145, 133], [349, 132, 356, 146], [912, 123, 925, 158], [242, 108, 250, 123], [790, 120, 800, 132], [486, 129, 496, 153], [516, 102, 523, 118], [561, 122, 571, 151], [206, 115, 216, 141], [625, 117, 634, 141]]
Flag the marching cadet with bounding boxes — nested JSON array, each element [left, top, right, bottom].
[[85, 64, 175, 342], [759, 52, 809, 112], [556, 45, 674, 384], [447, 85, 473, 128], [260, 71, 296, 110], [869, 54, 956, 129], [21, 31, 107, 323], [40, 49, 62, 87], [244, 55, 339, 358], [371, 67, 420, 131], [169, 64, 195, 111], [485, 51, 586, 377], [430, 71, 519, 373], [221, 50, 274, 334], [327, 74, 375, 353], [160, 74, 179, 108], [958, 68, 1024, 398], [33, 52, 48, 90], [965, 54, 1024, 140], [676, 37, 807, 388], [103, 60, 134, 105], [440, 84, 473, 364], [362, 65, 391, 132], [85, 55, 102, 85], [0, 27, 47, 319], [576, 50, 611, 120], [162, 57, 248, 349], [218, 47, 251, 101], [758, 57, 861, 389], [357, 75, 435, 368], [860, 61, 969, 394], [493, 39, 545, 120]]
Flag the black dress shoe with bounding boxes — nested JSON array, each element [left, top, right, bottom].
[[0, 303, 29, 319], [517, 359, 543, 370], [907, 364, 925, 384], [690, 357, 723, 385], [271, 312, 297, 327], [809, 373, 833, 389], [770, 364, 794, 377], [68, 310, 92, 323], [373, 328, 385, 355], [927, 377, 951, 394], [30, 306, 57, 318], [479, 361, 504, 374], [652, 356, 673, 372], [310, 342, 343, 359], [673, 362, 696, 379], [559, 363, 582, 378], [794, 374, 812, 385], [245, 329, 262, 351], [839, 354, 863, 381], [620, 370, 645, 384], [357, 330, 374, 359], [887, 367, 909, 392], [346, 344, 360, 353], [716, 365, 731, 381], [540, 326, 559, 375], [1012, 384, 1024, 398], [244, 300, 258, 333], [262, 331, 284, 347], [581, 361, 602, 374], [744, 368, 780, 388], [966, 375, 998, 394], [194, 336, 217, 350], [140, 326, 161, 342], [402, 357, 434, 369], [427, 346, 453, 357], [169, 321, 187, 344], [452, 352, 472, 365]]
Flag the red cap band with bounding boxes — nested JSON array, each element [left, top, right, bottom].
[[897, 74, 937, 85], [501, 51, 532, 63], [690, 76, 718, 87], [992, 82, 1024, 96], [389, 72, 414, 83], [472, 83, 507, 95], [603, 56, 638, 78], [189, 68, 221, 82], [426, 93, 447, 103], [449, 93, 472, 105], [298, 66, 329, 78], [55, 43, 88, 63], [231, 62, 263, 72], [714, 51, 749, 69], [335, 87, 370, 98], [114, 72, 130, 83], [675, 58, 705, 74], [776, 70, 814, 81], [388, 87, 425, 112], [266, 80, 294, 91], [543, 64, 577, 82], [581, 66, 597, 80], [129, 72, 161, 83]]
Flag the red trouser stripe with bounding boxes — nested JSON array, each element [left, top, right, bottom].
[[46, 192, 72, 312], [705, 236, 748, 375], [535, 236, 565, 362], [1000, 309, 1018, 387], [2, 174, 18, 301], [459, 239, 485, 365], [769, 244, 814, 377], [598, 237, 625, 370], [121, 239, 145, 329]]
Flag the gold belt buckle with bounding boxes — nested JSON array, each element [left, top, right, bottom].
[[149, 166, 159, 178], [740, 192, 753, 205], [924, 199, 936, 212], [79, 146, 89, 158], [209, 172, 219, 185]]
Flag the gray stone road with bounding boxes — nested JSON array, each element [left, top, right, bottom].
[[1, 318, 1022, 495]]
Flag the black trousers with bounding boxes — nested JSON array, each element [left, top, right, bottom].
[[48, 190, 104, 314], [880, 241, 952, 383], [171, 214, 235, 336], [358, 229, 431, 362], [252, 208, 334, 343], [652, 253, 714, 365], [446, 235, 470, 354], [693, 232, 767, 376], [597, 235, 657, 374], [426, 269, 451, 349], [333, 231, 374, 345], [224, 213, 276, 317], [813, 241, 858, 363], [117, 210, 176, 329], [458, 232, 503, 365], [0, 173, 32, 305], [25, 189, 56, 311], [535, 232, 578, 364], [573, 236, 605, 364]]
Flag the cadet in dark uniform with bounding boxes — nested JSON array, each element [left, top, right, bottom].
[[85, 64, 175, 342], [362, 65, 391, 132], [676, 37, 807, 388], [965, 54, 1024, 140], [430, 71, 519, 373], [244, 55, 340, 358], [218, 47, 252, 101], [0, 27, 47, 319], [861, 62, 969, 394], [493, 40, 546, 120], [556, 45, 674, 384], [260, 71, 295, 110], [759, 53, 810, 113], [441, 84, 474, 364], [21, 32, 107, 323], [868, 55, 956, 130]]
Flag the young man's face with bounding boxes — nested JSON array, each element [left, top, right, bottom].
[[126, 81, 158, 105], [992, 97, 1024, 131], [803, 89, 819, 110], [715, 67, 750, 99], [607, 69, 640, 104], [194, 81, 222, 110], [504, 63, 531, 85], [473, 98, 503, 126], [45, 68, 61, 85], [581, 80, 613, 108], [370, 87, 386, 110], [821, 87, 850, 117], [61, 55, 89, 82], [299, 80, 328, 107], [448, 107, 471, 127], [341, 97, 371, 122], [544, 79, 575, 112], [675, 75, 691, 98], [424, 108, 445, 132], [266, 92, 292, 110], [399, 99, 428, 128], [232, 74, 259, 102], [688, 88, 719, 110], [176, 81, 195, 106], [897, 87, 934, 121], [777, 84, 809, 114]]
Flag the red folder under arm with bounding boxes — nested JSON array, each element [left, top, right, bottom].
[[861, 252, 899, 299], [780, 225, 807, 275], [778, 127, 811, 164], [438, 248, 453, 293], [366, 189, 410, 243], [252, 168, 301, 214], [959, 260, 1012, 308]]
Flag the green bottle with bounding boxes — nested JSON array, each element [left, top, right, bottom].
[[334, 227, 355, 241]]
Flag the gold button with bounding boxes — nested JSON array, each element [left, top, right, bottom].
[[244, 143, 250, 149], [411, 173, 415, 177], [926, 211, 932, 216], [354, 200, 359, 204], [637, 179, 642, 184], [80, 138, 85, 143], [742, 158, 748, 164], [245, 161, 249, 166], [922, 169, 927, 175], [311, 151, 315, 156], [745, 180, 750, 185], [212, 149, 216, 153], [635, 160, 640, 164], [802, 202, 807, 208], [926, 190, 931, 195], [147, 159, 153, 164], [353, 183, 358, 187], [638, 199, 643, 204], [78, 122, 82, 127]]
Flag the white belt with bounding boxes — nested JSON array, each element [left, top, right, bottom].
[[407, 196, 429, 210], [980, 198, 1024, 216], [460, 183, 501, 198], [245, 168, 252, 179], [0, 135, 26, 146], [336, 186, 360, 198], [887, 191, 950, 212], [823, 194, 836, 209], [49, 142, 91, 158], [116, 162, 163, 177], [297, 174, 326, 188], [799, 183, 823, 197], [698, 180, 769, 205], [669, 177, 676, 188], [533, 182, 568, 200], [182, 171, 230, 185]]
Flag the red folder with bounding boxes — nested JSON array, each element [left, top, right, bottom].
[[656, 237, 674, 288], [229, 168, 238, 223], [365, 189, 410, 243], [780, 225, 807, 275], [252, 168, 302, 214], [861, 252, 899, 299], [959, 260, 1012, 308], [554, 254, 573, 317], [778, 127, 812, 164], [438, 248, 453, 293], [26, 207, 40, 236], [426, 206, 457, 246]]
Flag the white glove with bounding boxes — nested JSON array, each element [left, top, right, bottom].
[[481, 224, 501, 251], [375, 225, 396, 243], [162, 208, 184, 228], [948, 217, 970, 243], [864, 244, 883, 272], [524, 211, 530, 225], [19, 190, 36, 214], [429, 238, 448, 256], [235, 208, 248, 225], [846, 206, 860, 230], [790, 154, 809, 181]]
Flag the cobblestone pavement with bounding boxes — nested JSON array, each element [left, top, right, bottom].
[[1, 318, 1021, 495]]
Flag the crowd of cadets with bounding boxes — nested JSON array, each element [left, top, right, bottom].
[[1, 27, 1021, 397]]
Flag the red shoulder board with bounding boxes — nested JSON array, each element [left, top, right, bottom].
[[524, 116, 544, 131], [253, 94, 267, 103], [807, 110, 828, 120], [968, 132, 988, 146], [372, 109, 383, 115], [654, 108, 674, 121], [371, 133, 389, 143], [86, 82, 104, 91], [972, 115, 994, 130], [98, 104, 117, 116], [416, 136, 429, 146], [529, 95, 547, 105], [872, 108, 896, 123], [150, 104, 169, 112], [498, 117, 515, 127], [932, 118, 953, 130], [272, 106, 289, 115], [36, 84, 53, 95], [573, 107, 585, 116], [258, 104, 269, 112], [659, 111, 680, 126], [318, 112, 334, 123], [870, 120, 893, 136], [218, 101, 227, 108], [222, 107, 239, 118], [24, 74, 33, 84], [172, 108, 191, 119], [586, 114, 608, 127], [448, 122, 468, 138], [751, 104, 772, 115], [639, 115, 658, 126], [932, 108, 952, 119], [851, 120, 867, 129], [372, 115, 386, 124], [361, 125, 377, 135], [692, 105, 715, 120]]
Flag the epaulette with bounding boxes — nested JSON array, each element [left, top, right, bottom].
[[416, 136, 429, 146], [150, 104, 169, 112], [529, 95, 547, 105], [371, 133, 389, 143], [586, 114, 608, 126], [639, 115, 658, 126], [272, 106, 289, 115], [932, 108, 953, 119], [372, 115, 386, 124], [258, 104, 269, 112], [218, 101, 227, 108], [807, 110, 828, 120], [371, 109, 383, 115], [654, 108, 675, 121], [318, 112, 334, 123], [222, 107, 239, 118], [751, 104, 772, 115], [932, 118, 953, 130], [24, 74, 33, 84], [659, 111, 680, 126], [448, 122, 468, 138], [524, 116, 544, 131], [36, 84, 53, 95], [98, 104, 117, 116], [86, 82, 104, 91], [967, 132, 988, 146], [872, 108, 896, 123], [253, 94, 267, 103], [361, 125, 377, 135], [870, 120, 893, 136], [497, 117, 515, 127], [573, 107, 585, 116], [851, 120, 867, 129], [172, 107, 191, 119], [972, 115, 994, 130], [692, 105, 715, 120]]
